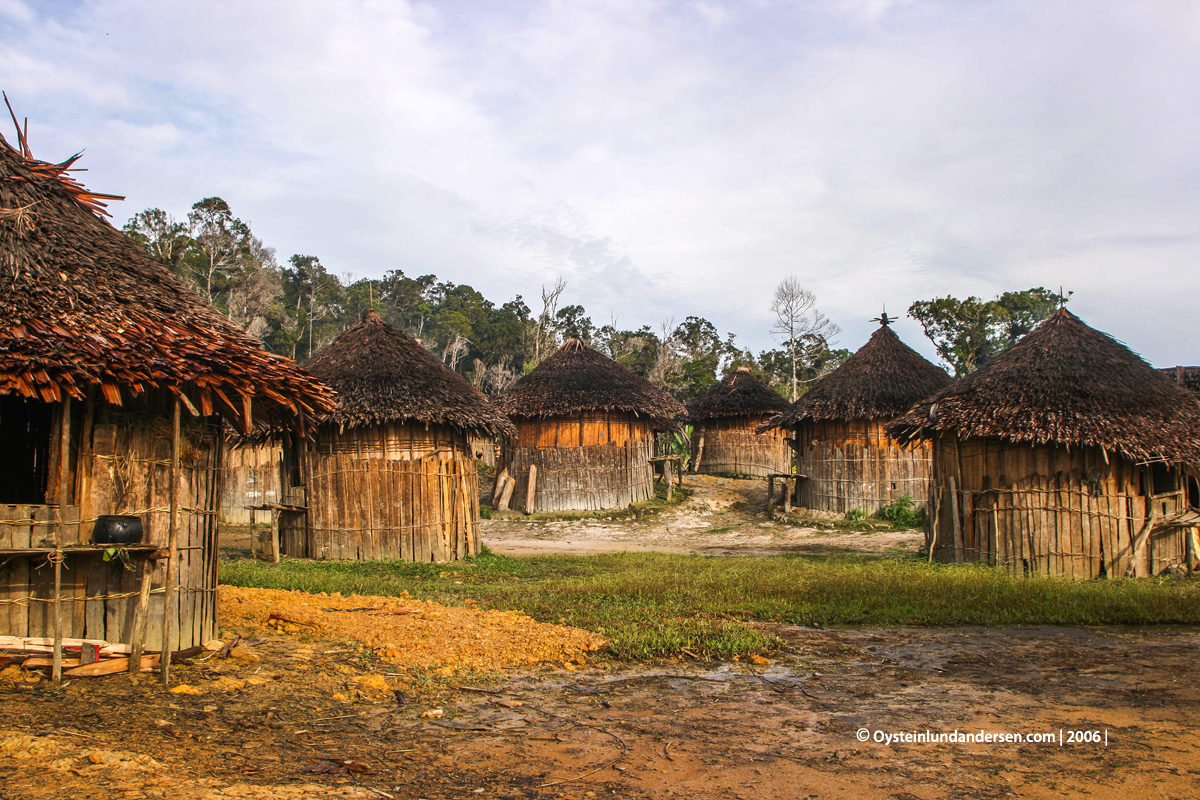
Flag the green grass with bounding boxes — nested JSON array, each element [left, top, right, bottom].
[[219, 550, 1200, 661]]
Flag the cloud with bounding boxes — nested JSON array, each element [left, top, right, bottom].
[[3, 0, 1200, 365]]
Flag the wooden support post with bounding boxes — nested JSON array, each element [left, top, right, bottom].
[[783, 476, 792, 514], [695, 436, 705, 473], [270, 509, 281, 565], [248, 508, 256, 561], [496, 475, 515, 512], [664, 459, 674, 501], [161, 399, 181, 686], [52, 396, 71, 684], [949, 475, 963, 564], [128, 558, 154, 674], [525, 465, 538, 515], [928, 486, 941, 564], [766, 475, 775, 512]]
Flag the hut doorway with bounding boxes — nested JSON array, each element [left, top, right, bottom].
[[0, 394, 54, 504]]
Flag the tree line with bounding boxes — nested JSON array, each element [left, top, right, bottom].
[[123, 196, 1062, 402]]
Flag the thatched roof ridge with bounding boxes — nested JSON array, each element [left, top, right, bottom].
[[496, 338, 685, 427], [0, 132, 334, 433], [887, 309, 1200, 466], [303, 311, 513, 436], [686, 367, 789, 421], [759, 322, 951, 431]]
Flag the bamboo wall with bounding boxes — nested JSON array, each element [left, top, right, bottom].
[[280, 422, 481, 562], [502, 412, 655, 512], [796, 419, 934, 514], [470, 436, 497, 468], [218, 441, 282, 524], [692, 416, 791, 477], [930, 436, 1199, 578], [0, 397, 220, 650]]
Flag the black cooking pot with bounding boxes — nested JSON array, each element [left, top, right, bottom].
[[92, 515, 144, 545]]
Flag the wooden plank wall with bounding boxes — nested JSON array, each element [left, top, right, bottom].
[[929, 436, 1197, 578], [796, 419, 934, 514], [301, 422, 480, 562], [502, 413, 655, 512], [469, 436, 497, 468], [218, 441, 282, 524], [692, 416, 791, 477], [0, 399, 220, 649]]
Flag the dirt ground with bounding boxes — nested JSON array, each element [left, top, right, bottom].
[[481, 474, 923, 558], [3, 476, 1198, 799], [3, 624, 1199, 799]]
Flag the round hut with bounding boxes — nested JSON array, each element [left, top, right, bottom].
[[685, 367, 791, 477], [281, 311, 514, 561], [888, 308, 1200, 578], [496, 338, 686, 513], [759, 317, 952, 515], [0, 125, 332, 663]]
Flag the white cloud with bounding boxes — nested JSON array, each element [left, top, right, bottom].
[[2, 0, 1200, 364]]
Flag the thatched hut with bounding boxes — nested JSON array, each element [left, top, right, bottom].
[[496, 338, 686, 512], [888, 309, 1200, 578], [280, 311, 513, 561], [760, 318, 952, 514], [0, 127, 332, 660], [685, 367, 791, 476]]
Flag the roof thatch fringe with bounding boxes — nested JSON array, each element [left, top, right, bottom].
[[304, 310, 513, 436], [686, 367, 788, 422], [760, 321, 951, 431], [496, 338, 685, 430], [0, 124, 334, 434], [888, 309, 1200, 467]]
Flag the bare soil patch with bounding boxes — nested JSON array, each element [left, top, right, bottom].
[[482, 474, 922, 557], [2, 623, 1198, 799]]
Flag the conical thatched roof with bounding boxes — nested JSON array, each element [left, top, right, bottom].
[[0, 128, 334, 433], [303, 311, 513, 436], [496, 338, 685, 428], [888, 309, 1200, 467], [686, 367, 789, 421], [760, 321, 951, 431]]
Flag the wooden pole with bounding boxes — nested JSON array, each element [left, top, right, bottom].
[[161, 399, 181, 686], [128, 559, 154, 674], [695, 436, 705, 472], [248, 508, 256, 561], [270, 509, 281, 565], [928, 485, 941, 564], [949, 475, 963, 564], [664, 459, 673, 501], [52, 396, 71, 683], [525, 465, 538, 515]]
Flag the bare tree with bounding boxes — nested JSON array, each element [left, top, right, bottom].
[[532, 277, 567, 365], [649, 318, 684, 387], [770, 277, 840, 401]]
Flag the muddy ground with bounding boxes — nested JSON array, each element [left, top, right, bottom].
[[3, 476, 1198, 799]]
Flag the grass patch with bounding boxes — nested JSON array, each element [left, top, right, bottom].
[[220, 551, 1200, 661]]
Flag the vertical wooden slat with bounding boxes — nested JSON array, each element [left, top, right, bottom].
[[161, 399, 181, 685]]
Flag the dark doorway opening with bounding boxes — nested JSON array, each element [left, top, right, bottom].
[[0, 395, 54, 504]]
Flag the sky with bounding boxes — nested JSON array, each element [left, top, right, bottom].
[[2, 0, 1199, 368]]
